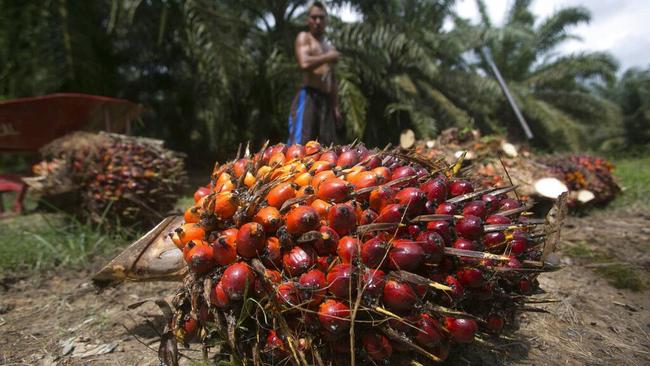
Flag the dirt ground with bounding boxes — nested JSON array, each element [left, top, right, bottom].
[[1, 209, 649, 366]]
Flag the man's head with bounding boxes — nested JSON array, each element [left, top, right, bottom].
[[307, 1, 327, 38]]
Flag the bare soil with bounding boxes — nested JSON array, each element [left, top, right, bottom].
[[1, 209, 649, 366]]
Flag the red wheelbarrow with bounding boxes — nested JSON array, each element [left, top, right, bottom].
[[0, 93, 143, 216]]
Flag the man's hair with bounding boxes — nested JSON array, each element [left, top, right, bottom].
[[308, 1, 327, 15]]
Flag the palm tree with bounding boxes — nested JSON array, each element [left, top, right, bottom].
[[469, 0, 621, 150]]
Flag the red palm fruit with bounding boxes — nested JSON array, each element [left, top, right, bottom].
[[222, 262, 255, 301], [362, 331, 393, 360], [326, 263, 353, 298], [349, 171, 378, 195], [233, 158, 249, 178], [444, 317, 477, 343], [376, 203, 406, 223], [328, 203, 357, 235], [283, 245, 315, 277], [510, 237, 528, 255], [269, 152, 286, 166], [298, 269, 327, 307], [421, 178, 448, 203], [362, 269, 386, 298], [193, 185, 211, 203], [305, 140, 322, 155], [317, 177, 353, 203], [264, 330, 287, 359], [261, 237, 282, 267], [264, 144, 287, 161], [315, 255, 334, 272], [210, 280, 231, 308], [485, 214, 511, 225], [337, 236, 361, 263], [481, 194, 500, 213], [213, 192, 238, 219], [177, 315, 198, 341], [498, 198, 521, 211], [285, 144, 305, 160], [507, 256, 522, 269], [174, 223, 206, 249], [319, 150, 338, 164], [457, 268, 483, 288], [395, 187, 427, 215], [462, 200, 488, 219], [310, 161, 336, 175], [453, 238, 478, 251], [455, 215, 483, 240], [312, 170, 335, 190], [435, 202, 456, 215], [416, 231, 445, 264], [390, 165, 417, 186], [444, 275, 464, 299], [372, 166, 391, 183], [266, 182, 296, 208], [383, 280, 417, 312], [319, 299, 350, 335], [359, 209, 378, 225], [211, 232, 237, 266], [426, 220, 453, 244], [362, 154, 382, 170], [285, 206, 320, 235], [518, 277, 533, 294], [314, 225, 340, 255], [482, 231, 506, 247], [276, 282, 300, 309], [185, 240, 215, 274], [414, 314, 444, 348], [486, 313, 505, 333], [449, 180, 474, 197], [369, 186, 396, 212], [361, 236, 390, 269], [236, 222, 266, 258], [310, 199, 332, 220], [388, 239, 425, 271], [184, 206, 201, 224], [337, 149, 360, 168], [254, 206, 283, 233]]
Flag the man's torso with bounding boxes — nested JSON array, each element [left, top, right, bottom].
[[300, 32, 334, 95]]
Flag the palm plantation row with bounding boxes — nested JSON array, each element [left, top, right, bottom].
[[1, 0, 648, 159]]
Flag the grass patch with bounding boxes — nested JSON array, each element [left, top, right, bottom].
[[0, 212, 131, 274], [563, 241, 647, 291], [594, 263, 647, 292], [608, 155, 650, 210]]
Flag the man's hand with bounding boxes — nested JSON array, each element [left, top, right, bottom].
[[326, 49, 342, 63]]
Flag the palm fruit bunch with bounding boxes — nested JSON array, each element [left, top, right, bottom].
[[32, 132, 187, 226], [164, 141, 559, 365], [541, 154, 620, 206]]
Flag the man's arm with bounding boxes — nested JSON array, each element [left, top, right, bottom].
[[295, 32, 340, 71]]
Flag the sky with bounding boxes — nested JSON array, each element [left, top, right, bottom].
[[334, 0, 650, 71]]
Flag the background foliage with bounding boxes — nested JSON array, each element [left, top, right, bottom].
[[1, 0, 648, 164]]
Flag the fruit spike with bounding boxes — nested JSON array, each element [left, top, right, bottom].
[[156, 140, 563, 366]]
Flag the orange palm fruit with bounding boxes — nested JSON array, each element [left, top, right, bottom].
[[312, 170, 336, 190], [309, 161, 336, 175], [184, 205, 202, 224], [294, 172, 313, 187], [253, 206, 283, 233], [213, 192, 239, 219], [266, 182, 296, 208], [311, 199, 332, 220]]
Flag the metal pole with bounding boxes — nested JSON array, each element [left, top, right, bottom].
[[481, 47, 534, 139]]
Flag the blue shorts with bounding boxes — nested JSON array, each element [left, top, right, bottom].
[[287, 87, 337, 145]]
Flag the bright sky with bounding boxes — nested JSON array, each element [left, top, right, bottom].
[[333, 0, 650, 71]]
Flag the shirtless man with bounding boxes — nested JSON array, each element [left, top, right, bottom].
[[287, 1, 342, 145]]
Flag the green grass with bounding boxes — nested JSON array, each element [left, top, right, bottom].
[[608, 155, 650, 210], [0, 212, 131, 274], [563, 241, 647, 291]]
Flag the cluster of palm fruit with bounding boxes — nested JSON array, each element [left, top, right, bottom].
[[36, 132, 187, 226], [165, 141, 555, 365], [541, 155, 620, 206]]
